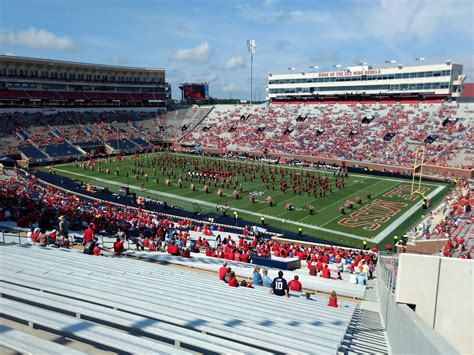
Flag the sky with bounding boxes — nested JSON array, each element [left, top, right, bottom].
[[0, 0, 473, 100]]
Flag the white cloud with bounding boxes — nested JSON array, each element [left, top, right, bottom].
[[222, 83, 238, 92], [222, 56, 246, 70], [170, 42, 211, 63], [111, 56, 120, 64], [3, 52, 15, 56], [237, 0, 473, 43], [0, 27, 74, 50]]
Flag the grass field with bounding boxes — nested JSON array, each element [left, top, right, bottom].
[[48, 152, 450, 248]]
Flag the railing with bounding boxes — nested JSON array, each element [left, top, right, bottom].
[[377, 253, 399, 294]]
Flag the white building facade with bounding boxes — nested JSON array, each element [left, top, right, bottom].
[[267, 63, 465, 101]]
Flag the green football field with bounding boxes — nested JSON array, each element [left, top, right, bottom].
[[48, 152, 450, 248]]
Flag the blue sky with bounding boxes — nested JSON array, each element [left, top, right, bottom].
[[1, 0, 473, 99]]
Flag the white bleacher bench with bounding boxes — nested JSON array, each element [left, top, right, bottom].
[[0, 283, 268, 355], [0, 245, 358, 354], [0, 325, 86, 355], [0, 298, 189, 355]]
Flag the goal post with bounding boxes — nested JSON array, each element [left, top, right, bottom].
[[411, 145, 426, 198]]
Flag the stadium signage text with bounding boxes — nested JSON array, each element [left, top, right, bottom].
[[318, 69, 381, 78]]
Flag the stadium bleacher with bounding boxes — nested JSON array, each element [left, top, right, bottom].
[[18, 144, 49, 161], [183, 103, 473, 169], [0, 245, 357, 354], [40, 142, 83, 159]]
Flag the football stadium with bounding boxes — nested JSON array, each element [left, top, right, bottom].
[[0, 1, 473, 354]]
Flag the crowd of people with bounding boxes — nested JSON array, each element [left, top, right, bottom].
[[406, 179, 473, 259], [218, 262, 341, 307], [184, 103, 473, 169]]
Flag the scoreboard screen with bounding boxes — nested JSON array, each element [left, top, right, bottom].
[[179, 83, 209, 100]]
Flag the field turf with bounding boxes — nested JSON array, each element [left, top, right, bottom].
[[49, 152, 450, 248]]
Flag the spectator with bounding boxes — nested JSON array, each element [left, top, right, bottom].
[[253, 266, 263, 286], [328, 291, 339, 308], [82, 224, 94, 245], [219, 261, 228, 281], [228, 271, 238, 287], [136, 233, 145, 251], [114, 227, 127, 241], [270, 271, 289, 298], [84, 237, 98, 255], [240, 280, 248, 287], [93, 241, 101, 256], [113, 237, 124, 255], [368, 260, 375, 280], [288, 275, 302, 292], [37, 229, 47, 247], [48, 229, 57, 245], [357, 273, 367, 286], [322, 264, 331, 279], [262, 269, 273, 288], [58, 215, 70, 244], [224, 267, 232, 283]]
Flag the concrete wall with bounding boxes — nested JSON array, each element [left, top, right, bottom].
[[396, 254, 474, 354]]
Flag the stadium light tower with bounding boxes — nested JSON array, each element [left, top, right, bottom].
[[247, 39, 256, 105]]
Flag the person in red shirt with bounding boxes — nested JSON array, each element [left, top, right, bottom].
[[93, 245, 101, 256], [48, 230, 57, 245], [309, 263, 317, 276], [228, 271, 238, 287], [219, 262, 228, 281], [113, 238, 124, 255], [82, 224, 94, 245], [241, 252, 249, 263], [316, 260, 323, 274], [288, 275, 302, 292], [322, 264, 331, 279], [328, 291, 339, 308]]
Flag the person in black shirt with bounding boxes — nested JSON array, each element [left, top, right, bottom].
[[270, 271, 289, 298]]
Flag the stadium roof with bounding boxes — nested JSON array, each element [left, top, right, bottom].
[[0, 55, 165, 72]]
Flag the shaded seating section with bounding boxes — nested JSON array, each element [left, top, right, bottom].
[[57, 91, 88, 100], [0, 89, 30, 99], [74, 140, 103, 148], [0, 245, 357, 354], [40, 142, 83, 158], [130, 137, 152, 149], [27, 91, 62, 100], [106, 138, 137, 151], [85, 92, 112, 100], [50, 127, 62, 137], [16, 129, 29, 140], [18, 144, 49, 161]]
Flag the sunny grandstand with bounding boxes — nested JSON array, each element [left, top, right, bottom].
[[267, 62, 465, 103]]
